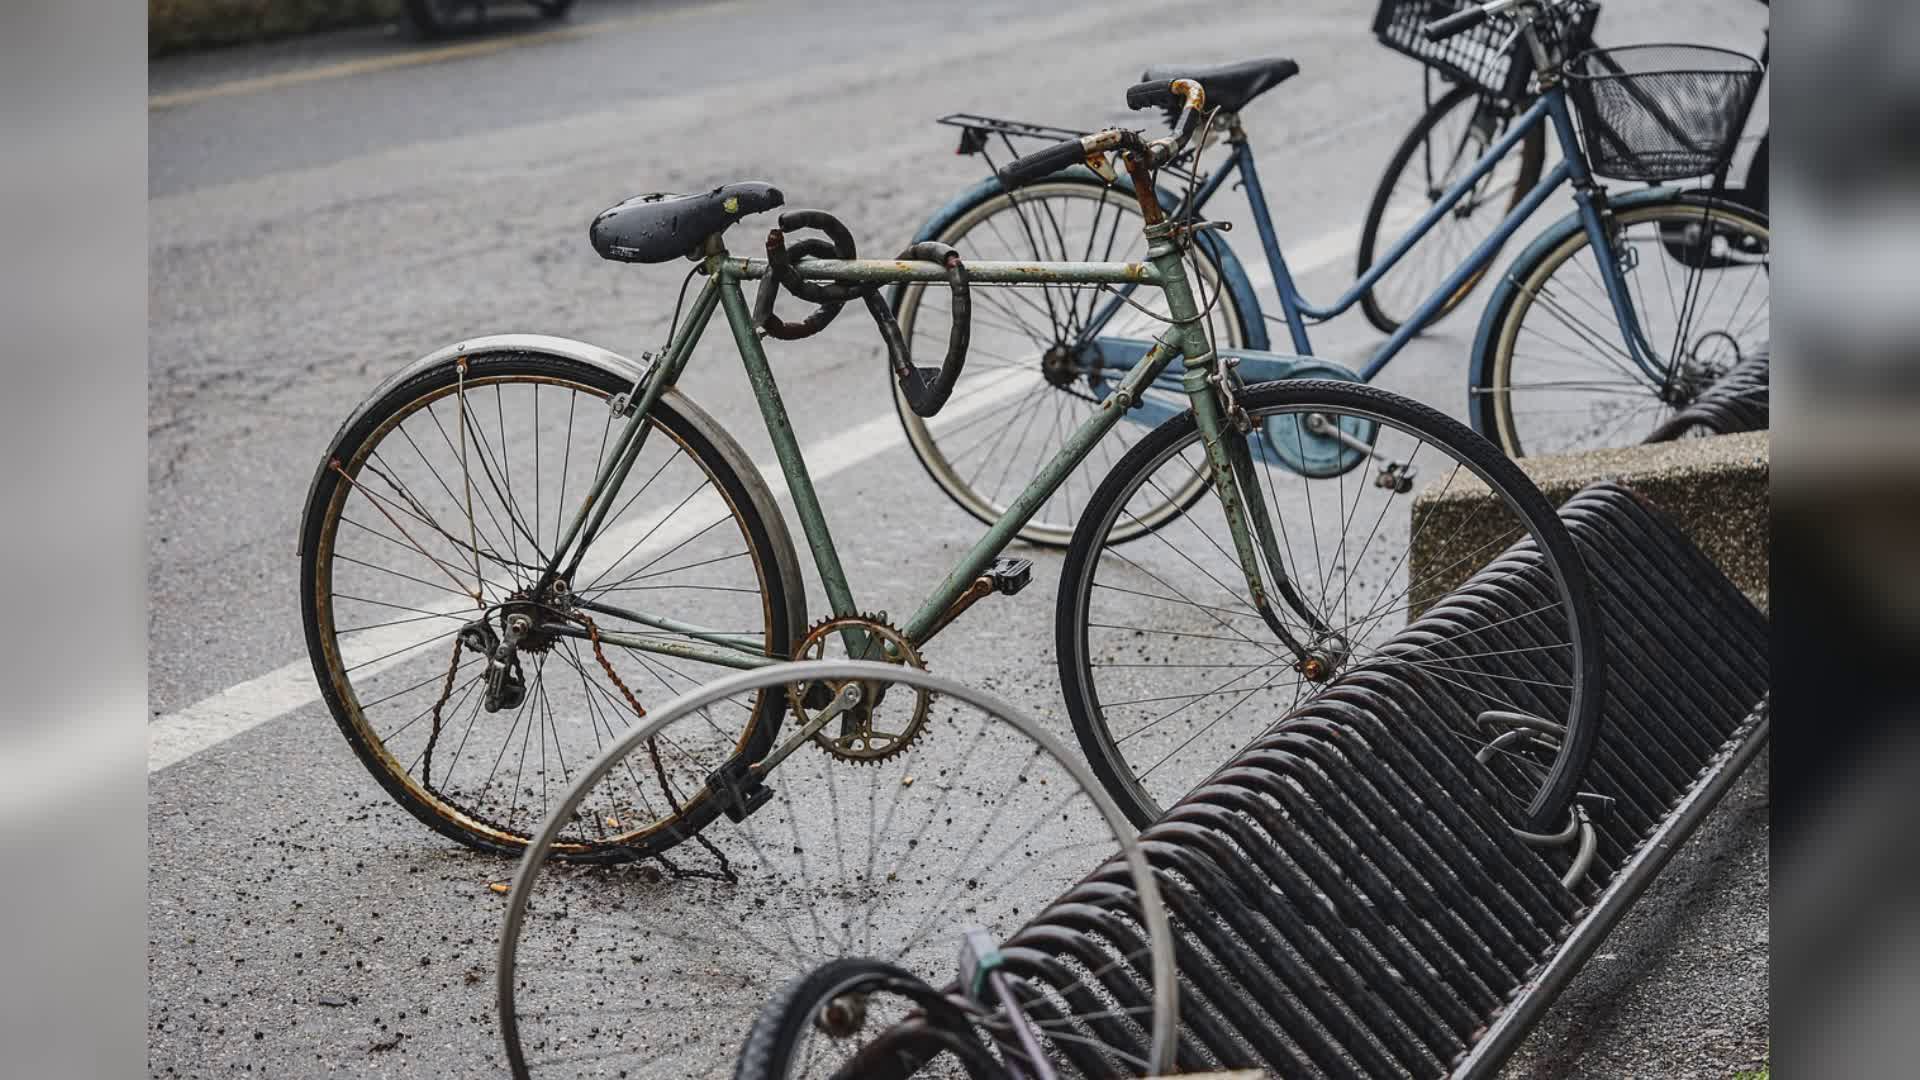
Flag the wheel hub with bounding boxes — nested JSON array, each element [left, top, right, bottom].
[[498, 580, 572, 654], [1298, 634, 1351, 684], [1040, 343, 1083, 389], [816, 993, 869, 1039]]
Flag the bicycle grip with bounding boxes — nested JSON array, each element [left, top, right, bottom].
[[1423, 5, 1489, 41], [997, 137, 1089, 189], [1125, 78, 1181, 112]]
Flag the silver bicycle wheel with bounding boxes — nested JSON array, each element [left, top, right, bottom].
[[895, 179, 1245, 547], [498, 660, 1178, 1079]]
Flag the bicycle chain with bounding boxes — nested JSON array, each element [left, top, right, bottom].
[[419, 637, 463, 791], [573, 612, 735, 883]]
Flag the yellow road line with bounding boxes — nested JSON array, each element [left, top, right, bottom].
[[150, 3, 741, 110]]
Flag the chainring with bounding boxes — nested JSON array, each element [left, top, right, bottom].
[[790, 613, 932, 764]]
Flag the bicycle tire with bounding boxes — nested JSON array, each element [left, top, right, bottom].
[[300, 351, 805, 862], [1469, 192, 1770, 457], [1357, 84, 1547, 337], [893, 176, 1253, 547], [1058, 379, 1603, 833], [734, 959, 997, 1080]]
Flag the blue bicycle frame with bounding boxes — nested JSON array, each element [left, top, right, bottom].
[[1084, 85, 1665, 410]]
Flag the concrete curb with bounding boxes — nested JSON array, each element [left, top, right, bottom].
[[1412, 430, 1770, 609]]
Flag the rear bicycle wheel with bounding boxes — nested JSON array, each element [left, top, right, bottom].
[[1472, 194, 1770, 456], [299, 352, 804, 861], [1058, 379, 1602, 833], [1357, 85, 1546, 336], [895, 178, 1249, 547]]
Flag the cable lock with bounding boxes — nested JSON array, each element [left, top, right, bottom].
[[755, 211, 972, 418]]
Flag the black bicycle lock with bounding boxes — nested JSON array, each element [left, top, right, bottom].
[[757, 210, 972, 419]]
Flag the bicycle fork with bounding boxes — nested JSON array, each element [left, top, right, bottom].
[[1187, 364, 1346, 678], [1150, 224, 1341, 679]]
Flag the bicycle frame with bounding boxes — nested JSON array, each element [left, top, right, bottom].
[[1081, 84, 1667, 390], [525, 223, 1314, 674]]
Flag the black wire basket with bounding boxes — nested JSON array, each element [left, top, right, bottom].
[[1372, 0, 1601, 102], [1566, 44, 1763, 182]]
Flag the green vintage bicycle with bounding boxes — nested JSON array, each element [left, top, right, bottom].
[[298, 76, 1602, 857]]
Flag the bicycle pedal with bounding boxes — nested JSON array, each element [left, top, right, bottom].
[[703, 757, 772, 824], [986, 557, 1032, 596]]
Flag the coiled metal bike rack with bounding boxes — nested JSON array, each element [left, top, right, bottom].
[[957, 482, 1770, 1078]]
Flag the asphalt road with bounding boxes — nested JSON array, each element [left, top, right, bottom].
[[149, 1, 1771, 1076]]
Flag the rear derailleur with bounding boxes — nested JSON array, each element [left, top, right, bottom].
[[459, 614, 527, 713]]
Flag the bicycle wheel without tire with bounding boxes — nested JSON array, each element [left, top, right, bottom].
[[1058, 379, 1602, 833], [1357, 85, 1547, 337], [1471, 194, 1769, 457], [499, 661, 1179, 1079], [895, 178, 1250, 547], [300, 351, 804, 861]]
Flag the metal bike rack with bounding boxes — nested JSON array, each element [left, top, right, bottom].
[[980, 482, 1770, 1078]]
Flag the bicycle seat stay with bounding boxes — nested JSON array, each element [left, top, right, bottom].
[[590, 181, 785, 264], [1139, 56, 1300, 115]]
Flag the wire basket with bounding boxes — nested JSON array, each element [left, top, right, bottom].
[[1373, 0, 1600, 101], [1566, 44, 1763, 181]]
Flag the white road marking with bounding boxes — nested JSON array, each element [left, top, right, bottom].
[[152, 229, 1364, 773]]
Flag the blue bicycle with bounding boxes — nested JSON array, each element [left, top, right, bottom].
[[898, 0, 1769, 546]]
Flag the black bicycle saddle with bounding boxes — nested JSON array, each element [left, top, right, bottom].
[[590, 181, 785, 264], [1139, 57, 1300, 115]]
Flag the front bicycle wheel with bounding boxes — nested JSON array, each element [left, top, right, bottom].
[[895, 177, 1249, 547], [300, 352, 804, 861], [1058, 380, 1602, 833], [1472, 194, 1770, 456], [1357, 85, 1547, 337], [499, 662, 1179, 1079]]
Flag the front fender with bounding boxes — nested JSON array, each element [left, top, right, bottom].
[[299, 333, 648, 555], [895, 168, 1270, 350]]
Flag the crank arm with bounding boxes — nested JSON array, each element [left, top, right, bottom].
[[757, 682, 863, 774]]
